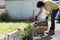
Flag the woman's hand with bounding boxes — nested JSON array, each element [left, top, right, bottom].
[[45, 16, 48, 21], [35, 16, 38, 20], [48, 10, 52, 16]]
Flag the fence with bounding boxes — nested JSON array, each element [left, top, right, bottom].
[[0, 30, 21, 40]]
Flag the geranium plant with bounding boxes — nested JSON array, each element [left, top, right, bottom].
[[19, 22, 35, 40]]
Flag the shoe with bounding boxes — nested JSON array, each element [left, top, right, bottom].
[[46, 29, 55, 35], [46, 32, 55, 35]]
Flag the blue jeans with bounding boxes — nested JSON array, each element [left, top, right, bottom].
[[50, 8, 59, 31]]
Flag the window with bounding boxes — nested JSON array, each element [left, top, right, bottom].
[[0, 0, 5, 8]]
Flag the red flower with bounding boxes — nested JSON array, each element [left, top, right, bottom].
[[32, 19, 35, 22], [27, 20, 31, 23], [24, 27, 27, 31], [17, 28, 21, 31]]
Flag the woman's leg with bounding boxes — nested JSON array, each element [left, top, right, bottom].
[[49, 8, 59, 34]]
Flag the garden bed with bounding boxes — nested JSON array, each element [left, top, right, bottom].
[[0, 22, 28, 40]]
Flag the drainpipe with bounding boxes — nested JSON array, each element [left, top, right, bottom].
[[33, 9, 35, 19]]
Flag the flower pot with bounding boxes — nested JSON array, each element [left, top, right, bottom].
[[22, 36, 32, 40], [36, 27, 45, 34]]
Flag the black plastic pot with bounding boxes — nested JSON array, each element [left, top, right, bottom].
[[22, 36, 32, 40]]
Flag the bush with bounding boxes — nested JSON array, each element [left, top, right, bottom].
[[0, 12, 8, 21]]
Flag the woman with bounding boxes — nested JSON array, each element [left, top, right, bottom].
[[35, 1, 59, 35]]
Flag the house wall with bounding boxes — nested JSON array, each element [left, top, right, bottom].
[[0, 0, 5, 8], [6, 1, 39, 20]]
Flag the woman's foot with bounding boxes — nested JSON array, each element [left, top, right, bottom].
[[46, 32, 55, 35], [46, 29, 55, 35]]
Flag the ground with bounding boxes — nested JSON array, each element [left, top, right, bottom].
[[37, 23, 60, 40], [49, 21, 60, 40]]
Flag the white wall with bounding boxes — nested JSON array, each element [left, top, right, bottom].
[[6, 1, 39, 20]]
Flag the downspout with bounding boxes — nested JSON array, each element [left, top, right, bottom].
[[33, 9, 35, 19]]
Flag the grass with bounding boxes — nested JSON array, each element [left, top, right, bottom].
[[0, 21, 28, 35]]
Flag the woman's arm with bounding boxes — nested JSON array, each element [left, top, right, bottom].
[[45, 10, 52, 20], [48, 10, 52, 16], [37, 7, 43, 16], [35, 7, 43, 20]]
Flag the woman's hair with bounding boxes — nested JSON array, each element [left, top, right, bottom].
[[37, 1, 45, 8]]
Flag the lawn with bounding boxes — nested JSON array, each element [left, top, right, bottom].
[[0, 21, 28, 35]]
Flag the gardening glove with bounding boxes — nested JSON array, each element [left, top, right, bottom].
[[35, 16, 38, 20], [45, 16, 48, 21], [45, 16, 48, 19]]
